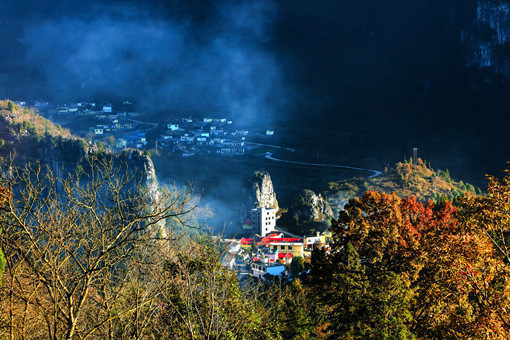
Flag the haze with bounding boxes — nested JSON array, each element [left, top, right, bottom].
[[0, 0, 509, 185]]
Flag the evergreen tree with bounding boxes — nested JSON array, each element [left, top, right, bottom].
[[310, 241, 415, 339], [290, 256, 305, 277], [6, 101, 15, 112]]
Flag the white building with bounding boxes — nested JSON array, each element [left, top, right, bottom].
[[251, 207, 277, 236], [251, 260, 286, 280], [90, 127, 103, 135], [103, 104, 112, 113], [115, 139, 127, 149], [180, 134, 195, 143]]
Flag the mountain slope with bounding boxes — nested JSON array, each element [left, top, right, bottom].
[[327, 158, 481, 213]]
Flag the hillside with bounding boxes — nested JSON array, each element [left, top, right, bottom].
[[0, 100, 72, 137], [0, 101, 157, 187], [0, 100, 88, 164], [327, 158, 482, 213]]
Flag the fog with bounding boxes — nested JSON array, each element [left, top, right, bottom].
[[3, 0, 510, 198], [4, 0, 292, 125]]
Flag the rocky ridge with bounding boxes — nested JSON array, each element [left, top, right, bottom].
[[241, 170, 279, 221], [293, 189, 334, 223]]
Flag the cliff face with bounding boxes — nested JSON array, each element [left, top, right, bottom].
[[241, 170, 279, 221], [124, 149, 159, 198], [0, 102, 157, 194], [293, 189, 334, 223], [278, 189, 334, 236], [252, 170, 279, 210], [465, 1, 510, 78]]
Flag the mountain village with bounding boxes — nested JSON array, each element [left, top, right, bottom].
[[28, 100, 275, 156], [223, 205, 332, 282], [13, 99, 323, 283]]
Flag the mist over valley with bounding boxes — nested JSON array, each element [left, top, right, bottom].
[[1, 0, 510, 231]]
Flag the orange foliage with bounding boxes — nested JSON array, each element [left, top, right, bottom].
[[331, 190, 510, 338]]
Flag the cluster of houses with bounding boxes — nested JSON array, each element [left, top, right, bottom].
[[31, 100, 276, 156], [224, 206, 332, 281], [159, 117, 274, 157], [33, 101, 148, 149]]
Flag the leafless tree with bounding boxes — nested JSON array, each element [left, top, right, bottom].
[[151, 233, 259, 340], [0, 155, 196, 339]]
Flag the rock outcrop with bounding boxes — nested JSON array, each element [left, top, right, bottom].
[[252, 170, 279, 210], [278, 189, 334, 235], [292, 189, 334, 223], [241, 170, 279, 221]]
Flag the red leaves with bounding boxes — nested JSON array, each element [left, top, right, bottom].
[[326, 164, 510, 337]]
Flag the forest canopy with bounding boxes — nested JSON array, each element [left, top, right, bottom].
[[2, 159, 510, 339]]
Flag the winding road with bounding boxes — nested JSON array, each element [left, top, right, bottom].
[[263, 152, 382, 179]]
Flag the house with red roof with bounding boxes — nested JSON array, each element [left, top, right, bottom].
[[263, 251, 293, 265], [239, 237, 253, 250], [258, 237, 305, 258]]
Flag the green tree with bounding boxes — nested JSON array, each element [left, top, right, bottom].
[[6, 101, 15, 112], [290, 256, 305, 278], [272, 279, 328, 339], [310, 240, 414, 339]]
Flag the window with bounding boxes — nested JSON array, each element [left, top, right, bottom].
[[280, 245, 285, 250], [288, 246, 292, 250]]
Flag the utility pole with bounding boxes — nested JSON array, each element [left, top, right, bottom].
[[412, 147, 418, 165]]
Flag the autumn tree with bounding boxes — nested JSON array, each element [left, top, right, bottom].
[[152, 233, 260, 339], [309, 192, 419, 339], [451, 165, 510, 337], [310, 188, 510, 339], [0, 155, 196, 339]]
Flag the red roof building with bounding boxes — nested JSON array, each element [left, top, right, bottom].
[[240, 237, 253, 246]]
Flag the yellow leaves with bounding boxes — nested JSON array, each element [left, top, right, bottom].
[[0, 186, 11, 206]]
